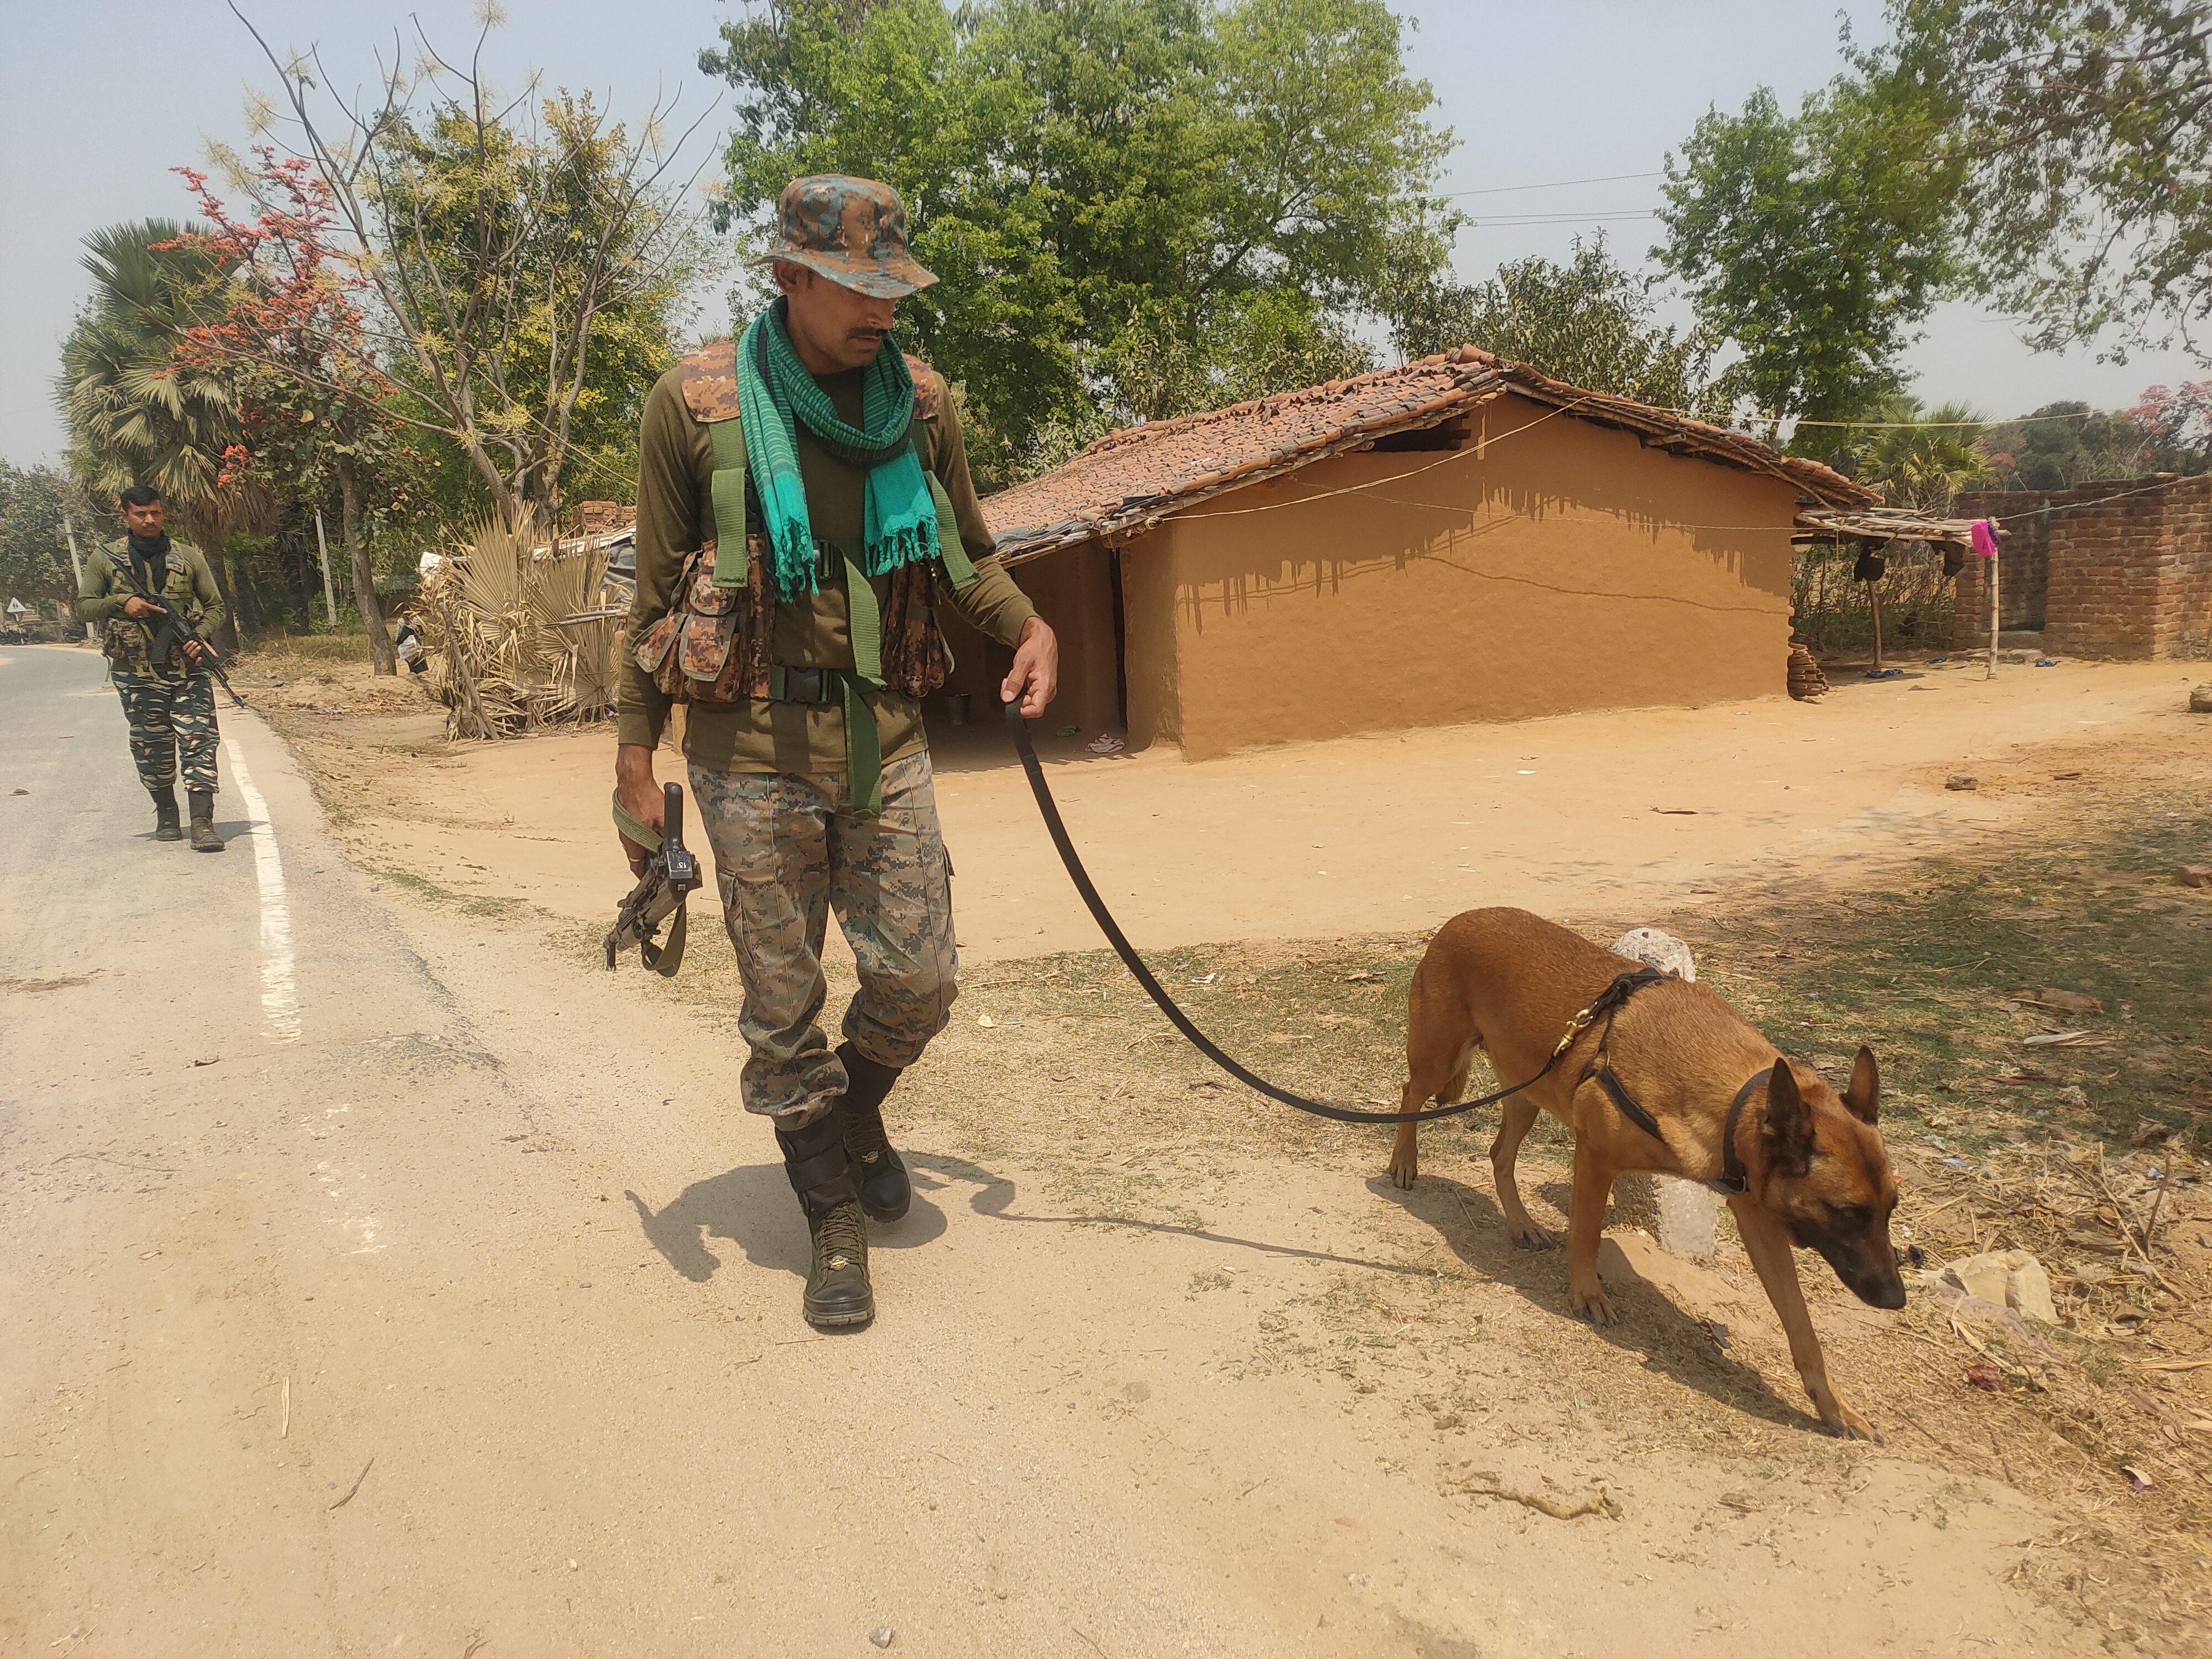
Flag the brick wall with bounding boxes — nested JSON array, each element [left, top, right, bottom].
[[1951, 476, 2212, 659]]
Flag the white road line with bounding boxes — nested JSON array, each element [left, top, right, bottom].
[[220, 733, 301, 1044]]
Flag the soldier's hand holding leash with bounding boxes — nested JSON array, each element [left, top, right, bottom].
[[1001, 614, 1060, 718]]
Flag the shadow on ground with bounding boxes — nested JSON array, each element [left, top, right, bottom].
[[1373, 1166, 1815, 1434], [625, 1159, 954, 1281]]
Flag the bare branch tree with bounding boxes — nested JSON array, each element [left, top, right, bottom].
[[222, 3, 718, 520]]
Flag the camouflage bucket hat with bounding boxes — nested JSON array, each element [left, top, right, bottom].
[[761, 175, 937, 299]]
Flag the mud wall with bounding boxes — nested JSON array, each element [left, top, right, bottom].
[[1954, 476, 2212, 659], [937, 540, 1121, 736], [1115, 393, 1802, 759]]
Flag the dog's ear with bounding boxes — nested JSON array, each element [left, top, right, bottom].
[[1764, 1061, 1815, 1178], [1841, 1046, 1880, 1124]]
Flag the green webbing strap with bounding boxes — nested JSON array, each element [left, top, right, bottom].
[[840, 670, 883, 820], [708, 417, 749, 590], [930, 475, 979, 591], [611, 788, 661, 852], [837, 540, 886, 818], [839, 541, 883, 685]]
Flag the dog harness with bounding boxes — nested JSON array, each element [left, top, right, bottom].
[[1574, 981, 1776, 1195]]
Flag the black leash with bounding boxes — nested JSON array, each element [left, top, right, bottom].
[[1004, 700, 1669, 1125]]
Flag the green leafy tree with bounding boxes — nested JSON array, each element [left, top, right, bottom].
[[55, 219, 267, 650], [1875, 0, 2212, 362], [1655, 80, 1962, 432], [1977, 400, 2165, 489], [0, 462, 93, 620], [702, 0, 1453, 483], [1385, 234, 1721, 416]]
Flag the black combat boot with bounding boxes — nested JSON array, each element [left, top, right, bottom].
[[833, 1041, 910, 1223], [152, 786, 184, 842], [187, 789, 225, 853], [776, 1110, 874, 1329]]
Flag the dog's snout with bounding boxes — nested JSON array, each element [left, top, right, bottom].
[[1865, 1277, 1907, 1311]]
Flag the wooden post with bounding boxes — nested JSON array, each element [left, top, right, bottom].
[[313, 509, 338, 628], [1870, 584, 1885, 671], [1987, 530, 2000, 680], [61, 514, 90, 640]]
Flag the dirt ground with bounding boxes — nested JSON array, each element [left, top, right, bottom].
[[8, 637, 2209, 1655], [249, 647, 2205, 965]]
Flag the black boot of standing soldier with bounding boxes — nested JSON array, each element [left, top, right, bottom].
[[833, 1042, 911, 1222], [776, 1110, 874, 1328], [188, 789, 224, 853], [151, 786, 184, 842]]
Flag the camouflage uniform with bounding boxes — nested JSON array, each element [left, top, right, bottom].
[[690, 750, 957, 1117], [620, 176, 1036, 1125], [619, 175, 1048, 1328], [76, 537, 226, 796]]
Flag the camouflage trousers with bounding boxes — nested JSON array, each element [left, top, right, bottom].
[[112, 669, 219, 794], [690, 749, 958, 1121]]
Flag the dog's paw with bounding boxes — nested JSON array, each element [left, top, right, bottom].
[[1386, 1155, 1417, 1191], [1569, 1279, 1616, 1326], [1507, 1219, 1554, 1250], [1808, 1385, 1880, 1441], [1823, 1407, 1880, 1442]]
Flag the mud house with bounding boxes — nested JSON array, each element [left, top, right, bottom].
[[951, 347, 1884, 759]]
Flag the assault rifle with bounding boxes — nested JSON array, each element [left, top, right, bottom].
[[109, 552, 247, 709], [605, 782, 702, 975]]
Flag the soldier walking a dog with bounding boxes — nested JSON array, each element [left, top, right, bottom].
[[614, 176, 1058, 1331], [76, 485, 227, 852]]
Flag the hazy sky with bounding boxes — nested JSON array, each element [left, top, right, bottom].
[[3, 0, 2199, 467]]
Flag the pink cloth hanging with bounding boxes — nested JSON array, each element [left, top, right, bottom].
[[1970, 519, 2001, 559]]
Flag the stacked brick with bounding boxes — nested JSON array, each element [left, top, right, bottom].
[[1952, 474, 2212, 660]]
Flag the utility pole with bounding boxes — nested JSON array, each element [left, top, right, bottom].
[[314, 509, 339, 628], [61, 513, 91, 641]]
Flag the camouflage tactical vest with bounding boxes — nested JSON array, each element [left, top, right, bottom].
[[633, 340, 955, 706], [96, 539, 213, 679]]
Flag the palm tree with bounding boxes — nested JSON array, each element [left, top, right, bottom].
[[55, 219, 269, 649], [1853, 395, 1992, 514]]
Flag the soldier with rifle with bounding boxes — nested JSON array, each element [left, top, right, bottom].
[[615, 176, 1059, 1331], [75, 484, 233, 851]]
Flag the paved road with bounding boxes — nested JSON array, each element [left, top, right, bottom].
[[0, 645, 1314, 1656], [0, 644, 2078, 1658]]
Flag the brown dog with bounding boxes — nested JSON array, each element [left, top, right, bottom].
[[1387, 907, 1904, 1438]]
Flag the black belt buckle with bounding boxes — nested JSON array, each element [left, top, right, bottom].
[[780, 666, 829, 705]]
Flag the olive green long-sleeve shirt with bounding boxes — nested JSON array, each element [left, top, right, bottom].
[[618, 357, 1036, 774]]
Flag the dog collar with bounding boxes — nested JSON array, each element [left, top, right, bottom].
[[1708, 1065, 1773, 1196]]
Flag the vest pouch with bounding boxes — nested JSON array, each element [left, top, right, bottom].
[[637, 537, 774, 705]]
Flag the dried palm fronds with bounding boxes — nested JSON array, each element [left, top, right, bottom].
[[420, 510, 623, 737]]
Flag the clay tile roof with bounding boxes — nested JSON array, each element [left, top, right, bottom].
[[981, 345, 1879, 565]]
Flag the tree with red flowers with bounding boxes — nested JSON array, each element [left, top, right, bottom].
[[166, 151, 405, 671]]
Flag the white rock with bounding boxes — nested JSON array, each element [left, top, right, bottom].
[[1610, 927, 1698, 982], [1609, 929, 1715, 1262], [1942, 1249, 2057, 1325]]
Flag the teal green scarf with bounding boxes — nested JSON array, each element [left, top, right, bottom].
[[737, 298, 937, 599]]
